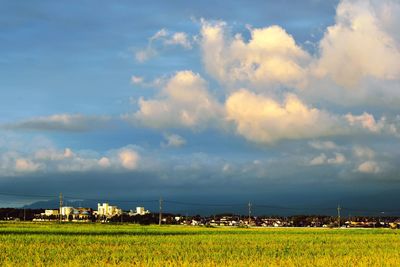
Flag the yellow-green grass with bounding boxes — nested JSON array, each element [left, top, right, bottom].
[[0, 222, 399, 266]]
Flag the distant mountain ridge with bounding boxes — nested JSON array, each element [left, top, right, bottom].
[[23, 199, 99, 210]]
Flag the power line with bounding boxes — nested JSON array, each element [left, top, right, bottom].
[[253, 204, 336, 211], [63, 195, 159, 204], [159, 196, 163, 226], [0, 192, 57, 198], [341, 207, 400, 214], [59, 193, 63, 223], [164, 200, 245, 207], [248, 201, 252, 224]]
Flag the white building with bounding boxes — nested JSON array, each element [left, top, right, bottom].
[[129, 206, 150, 216], [43, 209, 59, 216], [60, 207, 74, 216], [135, 206, 150, 215], [97, 203, 122, 217]]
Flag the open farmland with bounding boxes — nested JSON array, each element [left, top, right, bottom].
[[0, 222, 400, 266]]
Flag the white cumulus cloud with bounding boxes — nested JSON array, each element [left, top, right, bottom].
[[200, 20, 310, 90], [118, 149, 139, 170], [225, 89, 342, 143], [128, 0, 400, 146], [130, 70, 222, 129], [314, 0, 400, 89]]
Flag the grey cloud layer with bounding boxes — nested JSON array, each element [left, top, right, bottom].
[[2, 114, 111, 132], [0, 137, 142, 176]]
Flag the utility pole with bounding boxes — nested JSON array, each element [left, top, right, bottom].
[[59, 192, 63, 223], [337, 204, 341, 228], [159, 197, 163, 226], [248, 201, 252, 225], [348, 213, 351, 227]]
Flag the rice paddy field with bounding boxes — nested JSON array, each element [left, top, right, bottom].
[[0, 222, 400, 266]]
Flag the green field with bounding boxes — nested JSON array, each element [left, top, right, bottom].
[[0, 222, 399, 266]]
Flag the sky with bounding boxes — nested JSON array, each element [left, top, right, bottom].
[[1, 0, 400, 215]]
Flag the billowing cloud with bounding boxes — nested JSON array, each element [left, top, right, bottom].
[[118, 149, 139, 170], [128, 75, 400, 143], [0, 139, 144, 176], [345, 112, 382, 132], [33, 147, 100, 173], [314, 0, 400, 88], [345, 113, 400, 136], [15, 158, 41, 172], [197, 1, 400, 108], [225, 89, 342, 143], [3, 114, 111, 132], [130, 0, 400, 145], [130, 71, 222, 129], [200, 20, 310, 90], [98, 157, 111, 168]]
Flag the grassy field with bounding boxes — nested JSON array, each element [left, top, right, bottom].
[[0, 222, 399, 266]]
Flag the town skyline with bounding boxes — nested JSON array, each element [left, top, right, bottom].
[[1, 0, 400, 212]]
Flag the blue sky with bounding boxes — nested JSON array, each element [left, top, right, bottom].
[[1, 0, 400, 214]]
